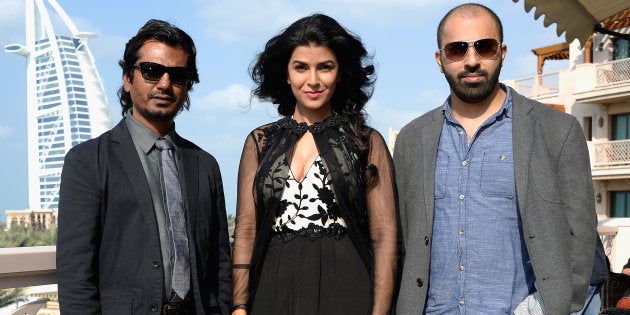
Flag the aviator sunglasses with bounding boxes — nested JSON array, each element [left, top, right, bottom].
[[132, 62, 191, 85], [440, 38, 501, 62]]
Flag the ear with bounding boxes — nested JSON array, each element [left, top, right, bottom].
[[434, 50, 444, 73], [500, 43, 507, 66], [123, 73, 132, 92]]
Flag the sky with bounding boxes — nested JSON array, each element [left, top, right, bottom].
[[0, 0, 570, 220]]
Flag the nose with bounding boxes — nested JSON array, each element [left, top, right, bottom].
[[463, 43, 480, 65], [306, 69, 319, 87], [156, 72, 172, 88]]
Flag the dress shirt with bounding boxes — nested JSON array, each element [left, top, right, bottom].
[[125, 110, 186, 301], [428, 86, 536, 314]]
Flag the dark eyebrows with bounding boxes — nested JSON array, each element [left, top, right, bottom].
[[290, 60, 337, 66]]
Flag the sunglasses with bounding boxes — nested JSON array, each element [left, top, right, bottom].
[[440, 38, 501, 62], [132, 62, 190, 86]]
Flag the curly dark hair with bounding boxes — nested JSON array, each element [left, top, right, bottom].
[[117, 19, 200, 116], [250, 13, 376, 134]]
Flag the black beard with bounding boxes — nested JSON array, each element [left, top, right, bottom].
[[136, 105, 179, 123], [137, 89, 182, 122], [444, 64, 501, 103]]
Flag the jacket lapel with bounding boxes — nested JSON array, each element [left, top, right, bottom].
[[111, 121, 156, 217], [510, 89, 535, 220], [423, 108, 445, 237]]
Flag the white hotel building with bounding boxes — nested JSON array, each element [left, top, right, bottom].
[[4, 0, 111, 221]]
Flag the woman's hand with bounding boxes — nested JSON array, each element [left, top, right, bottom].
[[231, 308, 247, 315]]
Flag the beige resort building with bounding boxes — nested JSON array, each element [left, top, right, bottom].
[[5, 209, 57, 231]]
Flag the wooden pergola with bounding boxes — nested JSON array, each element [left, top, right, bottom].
[[531, 43, 570, 75]]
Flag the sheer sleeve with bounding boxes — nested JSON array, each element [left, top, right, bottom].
[[232, 131, 260, 308], [366, 131, 399, 315]]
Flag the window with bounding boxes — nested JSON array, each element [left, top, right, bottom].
[[612, 113, 630, 140], [583, 117, 593, 141], [611, 191, 630, 217], [613, 38, 629, 60]]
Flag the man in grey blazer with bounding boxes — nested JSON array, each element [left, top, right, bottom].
[[394, 3, 597, 314], [57, 19, 232, 314]]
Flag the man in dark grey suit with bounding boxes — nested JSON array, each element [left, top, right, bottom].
[[57, 19, 232, 314], [394, 3, 597, 314]]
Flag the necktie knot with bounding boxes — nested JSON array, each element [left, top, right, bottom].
[[155, 138, 173, 151]]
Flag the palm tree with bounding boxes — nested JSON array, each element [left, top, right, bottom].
[[227, 214, 236, 238], [0, 288, 27, 308], [0, 225, 57, 248]]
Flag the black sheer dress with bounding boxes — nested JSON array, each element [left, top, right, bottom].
[[232, 115, 399, 315]]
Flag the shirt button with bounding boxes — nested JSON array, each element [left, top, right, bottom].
[[424, 236, 429, 246], [458, 130, 464, 135], [459, 194, 465, 200], [152, 261, 160, 269], [459, 265, 465, 271], [151, 304, 159, 312], [416, 278, 424, 287], [461, 161, 468, 166], [459, 300, 465, 306], [459, 229, 464, 235]]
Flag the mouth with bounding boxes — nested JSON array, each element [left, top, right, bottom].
[[150, 95, 176, 107], [150, 92, 175, 100], [459, 69, 487, 79], [304, 90, 323, 99], [459, 71, 486, 84]]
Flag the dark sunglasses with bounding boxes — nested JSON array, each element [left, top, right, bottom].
[[440, 38, 501, 62], [132, 62, 190, 85]]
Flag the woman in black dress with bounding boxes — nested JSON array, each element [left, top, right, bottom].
[[231, 13, 400, 315]]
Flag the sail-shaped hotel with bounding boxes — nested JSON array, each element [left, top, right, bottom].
[[4, 0, 111, 220]]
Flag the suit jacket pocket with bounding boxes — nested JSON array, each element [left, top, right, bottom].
[[101, 297, 132, 315]]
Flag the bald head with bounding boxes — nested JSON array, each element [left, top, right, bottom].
[[437, 3, 503, 48]]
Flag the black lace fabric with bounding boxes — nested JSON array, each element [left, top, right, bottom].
[[232, 116, 399, 314]]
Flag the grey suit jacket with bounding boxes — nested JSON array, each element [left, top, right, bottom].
[[393, 87, 597, 315], [57, 119, 232, 315]]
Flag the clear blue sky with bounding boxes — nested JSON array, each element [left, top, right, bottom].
[[0, 0, 569, 219]]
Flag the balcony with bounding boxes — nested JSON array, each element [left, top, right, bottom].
[[589, 140, 630, 179], [503, 72, 560, 99], [597, 58, 630, 86], [574, 57, 630, 103]]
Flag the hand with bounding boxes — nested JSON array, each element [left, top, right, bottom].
[[231, 308, 247, 315]]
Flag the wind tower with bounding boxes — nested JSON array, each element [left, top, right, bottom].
[[4, 0, 111, 213]]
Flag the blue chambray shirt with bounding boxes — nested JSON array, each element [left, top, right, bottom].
[[427, 86, 536, 314]]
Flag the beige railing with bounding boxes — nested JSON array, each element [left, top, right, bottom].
[[596, 58, 630, 86], [507, 72, 559, 98], [592, 139, 630, 167], [0, 246, 56, 289]]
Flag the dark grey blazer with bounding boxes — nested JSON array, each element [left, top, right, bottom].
[[57, 119, 232, 315], [393, 87, 597, 315]]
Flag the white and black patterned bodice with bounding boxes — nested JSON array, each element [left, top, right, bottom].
[[272, 156, 348, 241]]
